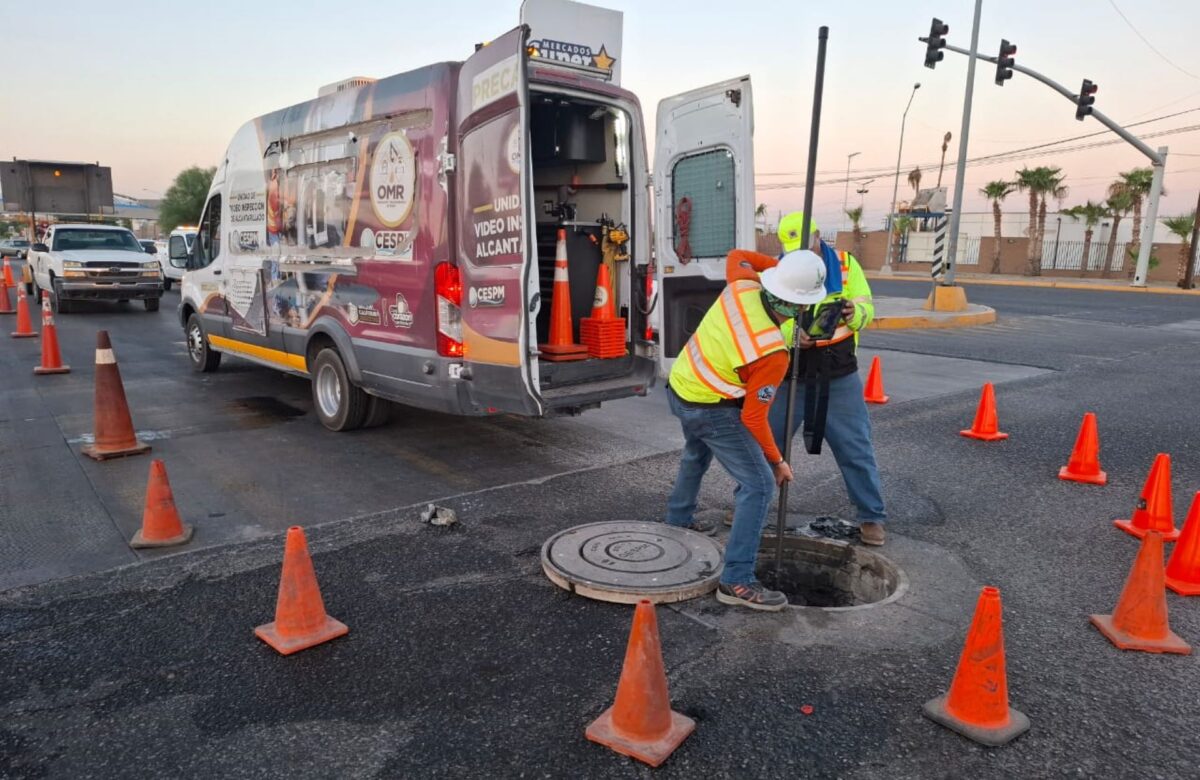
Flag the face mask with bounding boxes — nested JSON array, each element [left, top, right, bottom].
[[765, 291, 805, 320]]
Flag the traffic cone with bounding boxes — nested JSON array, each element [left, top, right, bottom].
[[33, 291, 70, 375], [2, 258, 14, 287], [1089, 531, 1191, 654], [255, 526, 349, 655], [1166, 492, 1200, 596], [923, 586, 1030, 747], [0, 277, 13, 315], [1113, 453, 1178, 541], [1057, 412, 1107, 485], [539, 228, 588, 362], [580, 262, 627, 359], [863, 356, 889, 404], [586, 600, 695, 767], [130, 460, 194, 548], [81, 330, 150, 460], [11, 290, 36, 338], [960, 383, 1008, 441]]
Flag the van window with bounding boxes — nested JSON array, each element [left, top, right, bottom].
[[195, 195, 222, 269], [671, 149, 736, 259]]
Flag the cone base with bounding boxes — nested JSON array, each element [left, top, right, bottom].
[[922, 695, 1030, 747], [865, 395, 889, 405], [255, 616, 349, 656], [130, 523, 194, 549], [1166, 576, 1200, 596], [33, 365, 70, 375], [539, 342, 589, 362], [585, 706, 695, 768], [1113, 519, 1180, 541], [11, 332, 36, 339], [81, 441, 151, 461], [1058, 466, 1107, 485], [1088, 614, 1191, 654], [960, 429, 1009, 441]]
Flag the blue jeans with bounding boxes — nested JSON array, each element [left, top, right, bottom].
[[665, 388, 775, 586], [768, 370, 886, 523]]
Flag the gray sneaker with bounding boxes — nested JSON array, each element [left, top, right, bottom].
[[716, 581, 789, 612]]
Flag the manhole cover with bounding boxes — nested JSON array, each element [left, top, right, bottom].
[[757, 536, 906, 610], [541, 521, 724, 604]]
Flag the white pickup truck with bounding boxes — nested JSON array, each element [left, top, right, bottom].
[[27, 223, 165, 313]]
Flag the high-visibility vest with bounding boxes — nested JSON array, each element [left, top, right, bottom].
[[781, 251, 874, 347], [669, 279, 787, 403]]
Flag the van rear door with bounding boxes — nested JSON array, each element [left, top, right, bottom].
[[652, 76, 755, 373], [453, 27, 541, 415]]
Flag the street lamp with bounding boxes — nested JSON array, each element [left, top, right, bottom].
[[842, 151, 861, 231], [882, 83, 921, 274]]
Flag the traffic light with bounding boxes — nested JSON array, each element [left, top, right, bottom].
[[1076, 79, 1098, 120], [922, 18, 949, 69], [995, 39, 1017, 85]]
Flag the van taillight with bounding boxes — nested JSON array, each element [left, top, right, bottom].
[[435, 262, 464, 358]]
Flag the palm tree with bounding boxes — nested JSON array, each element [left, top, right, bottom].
[[1015, 166, 1062, 275], [1110, 168, 1157, 260], [980, 181, 1016, 273], [1102, 189, 1135, 277], [755, 203, 768, 235], [1162, 212, 1197, 286], [1037, 171, 1068, 270], [892, 215, 914, 263], [1063, 201, 1108, 272], [907, 166, 923, 194], [845, 205, 864, 260]]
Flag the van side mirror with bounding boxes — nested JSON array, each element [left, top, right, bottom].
[[32, 243, 49, 253]]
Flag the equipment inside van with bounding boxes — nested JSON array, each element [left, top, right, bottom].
[[177, 0, 756, 431]]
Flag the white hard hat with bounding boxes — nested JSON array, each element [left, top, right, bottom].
[[760, 249, 827, 305]]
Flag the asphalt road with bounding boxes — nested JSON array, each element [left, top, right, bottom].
[[2, 278, 1200, 778]]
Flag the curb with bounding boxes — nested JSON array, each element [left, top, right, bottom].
[[867, 273, 1200, 297], [869, 307, 997, 331]]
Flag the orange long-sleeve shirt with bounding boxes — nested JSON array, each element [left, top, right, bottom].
[[725, 250, 789, 464]]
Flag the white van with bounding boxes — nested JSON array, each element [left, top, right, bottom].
[[178, 1, 756, 431]]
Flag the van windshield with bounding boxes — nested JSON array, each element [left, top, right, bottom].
[[52, 229, 144, 253]]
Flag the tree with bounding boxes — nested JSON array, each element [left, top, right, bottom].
[[1162, 212, 1197, 286], [1015, 166, 1062, 276], [1037, 170, 1067, 270], [755, 203, 767, 234], [1109, 168, 1157, 262], [907, 166, 923, 194], [980, 180, 1015, 273], [845, 205, 864, 260], [892, 215, 914, 263], [1063, 201, 1108, 272], [159, 166, 216, 234], [1102, 189, 1134, 277]]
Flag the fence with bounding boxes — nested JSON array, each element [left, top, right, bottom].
[[956, 236, 982, 266], [1039, 239, 1130, 272]]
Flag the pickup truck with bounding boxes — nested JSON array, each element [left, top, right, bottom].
[[27, 223, 164, 313]]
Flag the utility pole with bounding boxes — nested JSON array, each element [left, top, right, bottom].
[[881, 83, 921, 274], [1183, 188, 1200, 289], [943, 0, 982, 288], [1133, 148, 1167, 286], [842, 151, 860, 231]]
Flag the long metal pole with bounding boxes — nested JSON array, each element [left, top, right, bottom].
[[882, 85, 919, 274], [1132, 147, 1167, 287], [1183, 187, 1200, 289], [842, 151, 859, 232], [776, 25, 828, 579], [943, 0, 982, 287]]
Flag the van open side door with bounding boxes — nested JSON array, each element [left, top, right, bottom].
[[652, 76, 755, 373], [454, 27, 542, 415]]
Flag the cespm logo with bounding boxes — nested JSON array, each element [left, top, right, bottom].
[[528, 38, 616, 72]]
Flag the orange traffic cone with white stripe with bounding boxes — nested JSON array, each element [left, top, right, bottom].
[[863, 356, 889, 404], [2, 258, 14, 287], [81, 330, 150, 460], [255, 526, 349, 655], [131, 460, 194, 548], [11, 289, 36, 338], [580, 262, 627, 359], [539, 229, 588, 362], [33, 291, 70, 374], [1090, 530, 1191, 654], [0, 276, 13, 315], [1113, 453, 1178, 541], [923, 586, 1030, 746], [586, 600, 695, 766]]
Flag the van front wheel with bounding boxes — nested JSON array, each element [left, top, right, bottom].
[[311, 348, 368, 432]]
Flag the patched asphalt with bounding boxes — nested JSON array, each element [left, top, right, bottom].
[[3, 285, 1200, 777]]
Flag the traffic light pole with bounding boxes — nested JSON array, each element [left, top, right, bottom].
[[937, 41, 1167, 287], [941, 0, 982, 288]]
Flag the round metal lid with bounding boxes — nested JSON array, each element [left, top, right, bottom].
[[541, 521, 724, 604]]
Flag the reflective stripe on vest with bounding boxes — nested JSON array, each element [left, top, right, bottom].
[[669, 279, 787, 403]]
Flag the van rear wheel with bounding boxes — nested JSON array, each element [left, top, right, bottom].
[[186, 314, 221, 373], [311, 347, 368, 432]]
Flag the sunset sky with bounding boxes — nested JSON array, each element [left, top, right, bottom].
[[3, 0, 1198, 233]]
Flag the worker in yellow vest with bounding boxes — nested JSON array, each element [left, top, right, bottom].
[[771, 212, 887, 546], [666, 247, 828, 612]]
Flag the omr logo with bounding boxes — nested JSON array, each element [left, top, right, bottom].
[[370, 131, 416, 227]]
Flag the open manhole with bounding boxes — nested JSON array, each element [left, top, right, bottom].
[[756, 536, 906, 610], [542, 521, 723, 604]]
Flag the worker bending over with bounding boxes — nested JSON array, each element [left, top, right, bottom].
[[665, 247, 827, 611], [770, 212, 888, 546]]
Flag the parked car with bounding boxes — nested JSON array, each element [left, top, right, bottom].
[[26, 224, 165, 313], [0, 238, 31, 259]]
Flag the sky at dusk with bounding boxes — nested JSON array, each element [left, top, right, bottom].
[[3, 0, 1198, 233]]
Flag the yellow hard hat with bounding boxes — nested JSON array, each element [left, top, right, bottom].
[[778, 211, 819, 252]]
